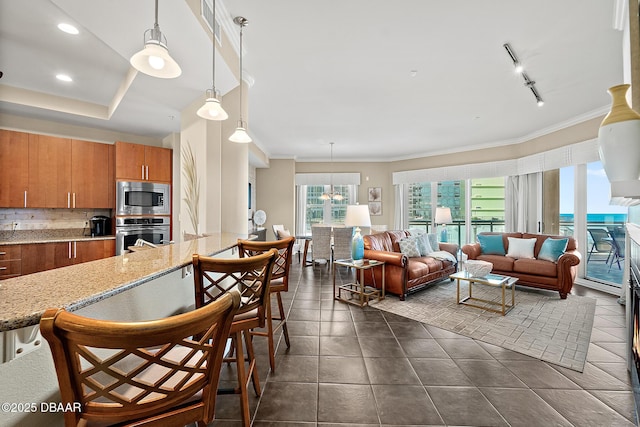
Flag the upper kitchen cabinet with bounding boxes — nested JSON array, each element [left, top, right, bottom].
[[71, 139, 114, 208], [0, 130, 114, 209], [115, 141, 172, 183], [27, 135, 113, 209], [28, 134, 72, 208], [0, 130, 29, 208]]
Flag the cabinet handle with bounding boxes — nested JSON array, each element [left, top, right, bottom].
[[67, 192, 70, 208], [24, 190, 27, 208], [0, 267, 7, 271], [68, 242, 72, 259], [142, 165, 145, 180], [73, 193, 76, 208], [0, 252, 6, 255], [146, 165, 149, 180], [74, 242, 77, 259]]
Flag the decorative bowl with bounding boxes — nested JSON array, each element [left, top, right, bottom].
[[464, 260, 493, 277]]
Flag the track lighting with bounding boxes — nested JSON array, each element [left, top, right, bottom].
[[503, 43, 543, 107]]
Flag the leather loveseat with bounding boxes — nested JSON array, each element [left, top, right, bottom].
[[362, 230, 458, 300], [461, 232, 581, 299]]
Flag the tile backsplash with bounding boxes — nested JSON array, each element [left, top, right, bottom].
[[0, 209, 111, 231]]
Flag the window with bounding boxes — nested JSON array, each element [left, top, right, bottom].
[[298, 184, 356, 234], [408, 182, 432, 233], [470, 177, 505, 243]]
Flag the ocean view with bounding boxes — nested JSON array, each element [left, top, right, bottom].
[[560, 213, 628, 224]]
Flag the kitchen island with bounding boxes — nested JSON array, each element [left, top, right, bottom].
[[0, 232, 249, 427]]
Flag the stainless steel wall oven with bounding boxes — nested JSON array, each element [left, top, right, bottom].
[[115, 216, 171, 255]]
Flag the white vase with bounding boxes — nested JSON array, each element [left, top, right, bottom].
[[598, 84, 640, 183]]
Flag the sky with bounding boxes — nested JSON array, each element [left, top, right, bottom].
[[559, 161, 628, 215]]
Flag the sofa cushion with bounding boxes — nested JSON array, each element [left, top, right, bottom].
[[407, 258, 443, 279], [538, 237, 569, 262], [478, 234, 506, 255], [506, 237, 536, 259], [477, 254, 515, 272], [364, 232, 394, 252], [513, 258, 557, 278], [398, 238, 421, 257], [426, 233, 438, 253], [389, 230, 411, 252]]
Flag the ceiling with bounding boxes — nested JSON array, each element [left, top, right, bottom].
[[0, 0, 626, 162]]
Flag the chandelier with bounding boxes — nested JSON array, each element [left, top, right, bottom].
[[319, 142, 343, 201]]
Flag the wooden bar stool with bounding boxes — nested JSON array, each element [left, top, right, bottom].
[[237, 237, 295, 372], [40, 291, 240, 427], [192, 249, 277, 427]]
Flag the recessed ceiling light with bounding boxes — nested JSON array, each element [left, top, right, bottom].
[[57, 23, 79, 35], [56, 74, 72, 82]]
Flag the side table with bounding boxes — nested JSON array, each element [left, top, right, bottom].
[[333, 259, 385, 307]]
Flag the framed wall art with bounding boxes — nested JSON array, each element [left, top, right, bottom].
[[368, 187, 382, 202]]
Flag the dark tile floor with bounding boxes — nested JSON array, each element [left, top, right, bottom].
[[210, 260, 636, 426]]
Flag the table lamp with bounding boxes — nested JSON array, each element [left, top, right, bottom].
[[344, 204, 371, 263], [435, 207, 452, 242]]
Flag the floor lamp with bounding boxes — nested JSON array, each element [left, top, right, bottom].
[[435, 207, 452, 243]]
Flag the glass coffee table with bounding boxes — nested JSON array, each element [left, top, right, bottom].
[[333, 259, 385, 307], [450, 271, 518, 316]]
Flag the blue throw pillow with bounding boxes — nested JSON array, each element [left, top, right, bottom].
[[538, 238, 569, 262], [477, 234, 506, 255]]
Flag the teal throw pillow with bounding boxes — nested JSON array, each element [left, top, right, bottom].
[[415, 234, 434, 256], [477, 234, 506, 255], [398, 237, 421, 257], [426, 233, 438, 252], [538, 238, 569, 262]]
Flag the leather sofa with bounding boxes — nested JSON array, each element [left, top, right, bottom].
[[362, 230, 458, 300], [461, 232, 581, 299]]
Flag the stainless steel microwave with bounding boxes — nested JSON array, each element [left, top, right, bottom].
[[116, 181, 170, 216]]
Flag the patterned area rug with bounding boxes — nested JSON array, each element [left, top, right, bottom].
[[371, 279, 596, 372]]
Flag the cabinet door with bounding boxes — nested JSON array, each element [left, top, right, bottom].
[[28, 134, 72, 208], [115, 141, 146, 181], [21, 243, 58, 275], [145, 146, 172, 182], [54, 242, 74, 268], [0, 130, 29, 208], [74, 240, 115, 264], [0, 245, 22, 279], [71, 139, 112, 208]]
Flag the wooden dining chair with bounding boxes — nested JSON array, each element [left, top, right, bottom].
[[192, 249, 277, 427], [39, 291, 241, 427], [237, 237, 295, 372]]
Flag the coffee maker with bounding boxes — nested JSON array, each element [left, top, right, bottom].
[[90, 215, 111, 237]]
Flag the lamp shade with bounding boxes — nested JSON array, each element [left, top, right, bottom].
[[196, 93, 228, 120], [344, 205, 371, 228], [229, 126, 252, 143], [435, 207, 452, 225], [130, 40, 181, 79]]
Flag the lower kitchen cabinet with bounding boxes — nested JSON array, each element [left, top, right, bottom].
[[0, 245, 22, 279], [11, 240, 116, 278]]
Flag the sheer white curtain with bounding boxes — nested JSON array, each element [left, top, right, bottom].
[[295, 185, 307, 236], [394, 184, 408, 230], [506, 173, 541, 233]]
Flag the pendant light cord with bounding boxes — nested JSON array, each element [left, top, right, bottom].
[[211, 0, 216, 91], [238, 22, 244, 125]]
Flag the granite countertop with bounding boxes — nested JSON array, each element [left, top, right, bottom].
[[0, 232, 248, 331], [0, 229, 115, 245]]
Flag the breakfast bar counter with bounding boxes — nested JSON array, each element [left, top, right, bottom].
[[0, 232, 248, 332]]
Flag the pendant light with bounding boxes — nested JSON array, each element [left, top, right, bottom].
[[130, 0, 182, 79], [319, 143, 343, 201], [229, 16, 252, 143], [196, 0, 228, 120]]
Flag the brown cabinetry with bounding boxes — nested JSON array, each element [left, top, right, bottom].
[[0, 245, 22, 279], [0, 130, 114, 209], [0, 130, 29, 208], [115, 141, 172, 182], [9, 240, 116, 278]]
